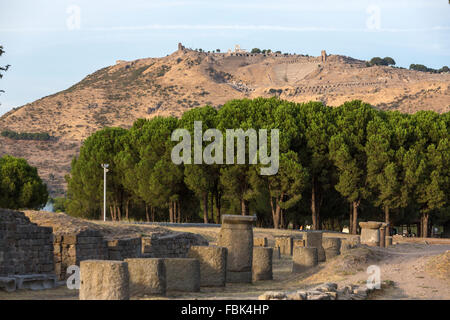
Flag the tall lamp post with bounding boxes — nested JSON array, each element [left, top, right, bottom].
[[101, 164, 109, 222]]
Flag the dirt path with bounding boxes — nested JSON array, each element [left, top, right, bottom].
[[330, 244, 450, 299]]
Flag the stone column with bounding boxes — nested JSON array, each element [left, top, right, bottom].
[[217, 214, 256, 283], [303, 231, 326, 262], [359, 222, 382, 246], [379, 223, 388, 248], [252, 247, 273, 281]]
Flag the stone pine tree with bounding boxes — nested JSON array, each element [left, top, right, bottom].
[[66, 127, 128, 219], [217, 98, 257, 216], [180, 106, 220, 223], [296, 101, 335, 230], [405, 111, 449, 237], [329, 100, 376, 234], [0, 155, 48, 209], [366, 113, 409, 232], [129, 117, 183, 223], [251, 151, 308, 229]]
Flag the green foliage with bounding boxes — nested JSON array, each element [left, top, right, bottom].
[[1, 130, 52, 141], [410, 64, 449, 73], [62, 97, 449, 236], [0, 155, 48, 209], [368, 57, 396, 66]]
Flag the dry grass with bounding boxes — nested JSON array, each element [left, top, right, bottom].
[[425, 250, 450, 281]]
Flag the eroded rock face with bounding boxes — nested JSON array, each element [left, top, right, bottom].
[[217, 215, 256, 283], [79, 260, 130, 300]]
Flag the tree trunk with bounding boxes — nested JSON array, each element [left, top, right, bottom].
[[203, 192, 209, 224], [169, 201, 174, 223], [352, 201, 359, 234], [215, 191, 221, 224], [275, 200, 282, 229], [209, 193, 213, 223], [422, 212, 429, 238], [145, 205, 150, 222], [241, 198, 249, 216], [151, 206, 155, 222], [311, 180, 318, 230], [116, 206, 121, 221], [349, 202, 353, 234], [125, 199, 129, 221], [110, 205, 115, 221]]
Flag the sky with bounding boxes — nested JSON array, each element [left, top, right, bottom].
[[0, 0, 449, 116]]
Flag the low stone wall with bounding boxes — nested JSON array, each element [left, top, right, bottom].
[[274, 236, 294, 256], [107, 237, 141, 260], [0, 209, 54, 276], [54, 230, 108, 280], [142, 233, 208, 258]]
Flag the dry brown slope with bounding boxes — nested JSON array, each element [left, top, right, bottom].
[[0, 47, 449, 196]]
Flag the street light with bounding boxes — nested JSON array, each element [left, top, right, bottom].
[[101, 164, 109, 222]]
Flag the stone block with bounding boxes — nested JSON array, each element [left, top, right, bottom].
[[254, 237, 268, 247], [80, 260, 129, 300], [252, 247, 273, 281], [0, 277, 16, 292], [274, 236, 293, 256], [188, 246, 227, 287], [303, 231, 325, 262], [322, 237, 341, 260], [125, 258, 166, 296], [164, 258, 200, 292], [292, 247, 318, 273]]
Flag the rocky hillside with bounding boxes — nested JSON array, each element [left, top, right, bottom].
[[1, 45, 449, 196]]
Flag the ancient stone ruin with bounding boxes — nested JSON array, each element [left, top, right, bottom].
[[217, 214, 257, 283], [0, 209, 56, 292]]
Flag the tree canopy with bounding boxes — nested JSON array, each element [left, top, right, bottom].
[[63, 98, 449, 237], [0, 155, 48, 209]]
